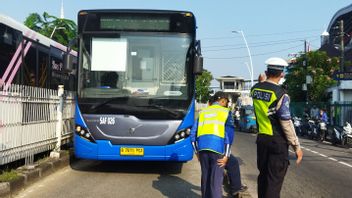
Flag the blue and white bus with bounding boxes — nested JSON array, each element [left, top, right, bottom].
[[74, 10, 203, 161]]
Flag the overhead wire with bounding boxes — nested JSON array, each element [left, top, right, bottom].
[[203, 37, 317, 52], [204, 43, 309, 60], [203, 36, 318, 49], [200, 28, 322, 40]]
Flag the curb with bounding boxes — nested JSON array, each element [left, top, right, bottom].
[[0, 150, 70, 198]]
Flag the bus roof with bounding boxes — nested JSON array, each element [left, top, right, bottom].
[[0, 14, 77, 56], [78, 9, 194, 16]]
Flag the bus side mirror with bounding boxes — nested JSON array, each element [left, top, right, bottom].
[[194, 40, 203, 75], [63, 54, 74, 70], [64, 38, 78, 70], [194, 55, 203, 75]]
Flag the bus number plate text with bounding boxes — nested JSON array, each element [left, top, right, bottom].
[[120, 147, 144, 156]]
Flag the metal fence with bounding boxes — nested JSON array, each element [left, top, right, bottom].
[[290, 101, 352, 126], [0, 84, 75, 165]]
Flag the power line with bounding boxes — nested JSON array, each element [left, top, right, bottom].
[[204, 43, 304, 60], [203, 40, 299, 52], [246, 28, 323, 37], [203, 37, 318, 52], [203, 36, 318, 48], [201, 28, 322, 40]]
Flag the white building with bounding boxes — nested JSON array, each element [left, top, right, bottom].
[[215, 75, 255, 108]]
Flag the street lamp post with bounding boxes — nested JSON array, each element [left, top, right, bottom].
[[232, 30, 253, 87], [50, 26, 65, 39]]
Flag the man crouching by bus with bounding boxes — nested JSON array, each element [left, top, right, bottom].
[[190, 91, 235, 198]]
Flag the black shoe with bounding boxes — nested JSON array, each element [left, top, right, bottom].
[[231, 185, 248, 196]]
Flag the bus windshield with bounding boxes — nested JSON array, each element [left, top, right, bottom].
[[78, 33, 191, 100]]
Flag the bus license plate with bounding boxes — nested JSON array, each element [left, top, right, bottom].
[[120, 147, 144, 156]]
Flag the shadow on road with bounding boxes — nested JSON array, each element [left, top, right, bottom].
[[69, 155, 184, 175], [152, 175, 201, 198]]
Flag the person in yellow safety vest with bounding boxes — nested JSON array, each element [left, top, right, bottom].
[[190, 91, 235, 198], [251, 57, 303, 198]]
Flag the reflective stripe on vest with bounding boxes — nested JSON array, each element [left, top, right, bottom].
[[251, 88, 277, 136], [197, 105, 229, 138]]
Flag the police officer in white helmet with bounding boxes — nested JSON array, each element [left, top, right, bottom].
[[250, 57, 303, 198]]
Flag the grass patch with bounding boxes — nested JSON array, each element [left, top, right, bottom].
[[0, 170, 19, 182]]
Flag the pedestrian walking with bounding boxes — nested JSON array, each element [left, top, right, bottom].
[[191, 91, 235, 198], [250, 57, 303, 198]]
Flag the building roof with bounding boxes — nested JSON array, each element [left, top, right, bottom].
[[327, 3, 352, 31], [215, 75, 244, 81]]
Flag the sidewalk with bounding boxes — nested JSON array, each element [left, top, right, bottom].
[[0, 151, 70, 198]]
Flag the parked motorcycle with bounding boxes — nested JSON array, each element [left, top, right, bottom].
[[342, 122, 352, 148], [330, 122, 352, 148], [317, 119, 328, 142], [307, 118, 319, 140], [292, 116, 303, 136]]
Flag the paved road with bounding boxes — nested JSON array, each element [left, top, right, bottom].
[[14, 132, 352, 198], [234, 132, 352, 198], [14, 158, 202, 198], [14, 151, 244, 198]]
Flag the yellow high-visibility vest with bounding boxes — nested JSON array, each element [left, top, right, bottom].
[[251, 82, 285, 136], [197, 105, 229, 138]]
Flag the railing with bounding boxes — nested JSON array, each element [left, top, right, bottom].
[[290, 101, 352, 126], [0, 84, 75, 165]]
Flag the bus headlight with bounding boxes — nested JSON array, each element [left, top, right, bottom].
[[180, 131, 186, 138], [75, 125, 95, 143], [172, 128, 191, 143]]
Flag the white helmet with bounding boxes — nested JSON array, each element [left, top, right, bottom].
[[265, 57, 288, 70]]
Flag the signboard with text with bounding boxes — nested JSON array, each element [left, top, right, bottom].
[[333, 71, 352, 80]]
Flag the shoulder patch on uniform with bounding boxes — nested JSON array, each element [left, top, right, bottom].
[[252, 90, 272, 102]]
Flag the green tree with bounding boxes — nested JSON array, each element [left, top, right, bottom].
[[195, 70, 213, 103], [24, 12, 76, 46], [285, 50, 339, 102]]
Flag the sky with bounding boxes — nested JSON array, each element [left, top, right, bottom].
[[1, 0, 351, 86]]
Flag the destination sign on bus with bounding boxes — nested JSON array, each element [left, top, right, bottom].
[[100, 16, 170, 31]]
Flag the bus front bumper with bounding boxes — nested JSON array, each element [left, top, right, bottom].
[[74, 135, 194, 162]]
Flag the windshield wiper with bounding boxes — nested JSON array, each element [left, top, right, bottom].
[[90, 97, 127, 111], [136, 104, 182, 118]]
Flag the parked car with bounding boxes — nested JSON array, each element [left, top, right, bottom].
[[238, 105, 257, 133]]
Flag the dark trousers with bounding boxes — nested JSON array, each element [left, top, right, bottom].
[[199, 151, 224, 198], [257, 136, 289, 198], [225, 154, 242, 192]]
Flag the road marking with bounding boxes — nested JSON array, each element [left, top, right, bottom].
[[301, 147, 352, 168], [338, 161, 352, 168], [319, 153, 327, 157], [328, 157, 338, 161]]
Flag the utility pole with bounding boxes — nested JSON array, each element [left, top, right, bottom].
[[304, 40, 309, 103], [339, 20, 345, 72]]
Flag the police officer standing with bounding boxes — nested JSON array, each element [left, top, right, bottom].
[[251, 57, 303, 198], [191, 91, 235, 198]]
